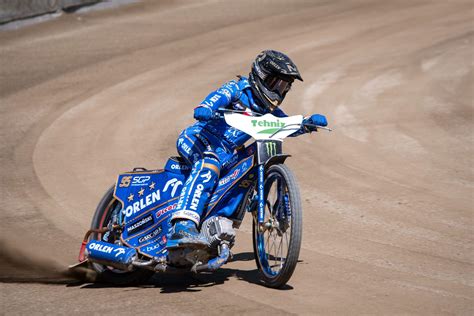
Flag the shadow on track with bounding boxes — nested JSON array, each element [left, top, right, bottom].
[[69, 252, 293, 291]]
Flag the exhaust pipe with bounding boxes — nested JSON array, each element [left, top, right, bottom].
[[192, 242, 230, 273], [85, 240, 137, 271]]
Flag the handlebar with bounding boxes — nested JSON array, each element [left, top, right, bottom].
[[303, 122, 332, 132], [216, 107, 262, 117], [212, 108, 332, 137], [211, 112, 223, 120]]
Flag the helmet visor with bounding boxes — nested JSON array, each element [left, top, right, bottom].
[[264, 76, 293, 97]]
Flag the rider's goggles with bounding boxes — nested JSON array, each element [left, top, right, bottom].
[[264, 76, 293, 97]]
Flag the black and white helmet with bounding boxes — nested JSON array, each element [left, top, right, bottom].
[[249, 50, 303, 112]]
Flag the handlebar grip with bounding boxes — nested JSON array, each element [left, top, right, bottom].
[[211, 112, 223, 120], [303, 122, 332, 132]]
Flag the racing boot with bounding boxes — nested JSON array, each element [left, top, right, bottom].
[[166, 219, 208, 250]]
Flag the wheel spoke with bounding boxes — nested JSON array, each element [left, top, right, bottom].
[[270, 231, 276, 264], [265, 230, 271, 259], [271, 178, 281, 215], [277, 232, 283, 264], [273, 231, 279, 268]]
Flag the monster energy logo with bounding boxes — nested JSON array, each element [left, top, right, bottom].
[[265, 142, 277, 156], [251, 119, 285, 134]]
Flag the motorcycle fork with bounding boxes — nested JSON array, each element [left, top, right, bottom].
[[257, 164, 265, 231]]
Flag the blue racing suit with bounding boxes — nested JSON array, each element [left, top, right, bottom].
[[171, 76, 302, 225]]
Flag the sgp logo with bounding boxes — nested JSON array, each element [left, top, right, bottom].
[[132, 176, 151, 186]]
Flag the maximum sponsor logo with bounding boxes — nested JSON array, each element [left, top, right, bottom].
[[163, 178, 182, 197], [176, 210, 199, 222], [181, 142, 192, 155], [286, 63, 297, 72], [119, 176, 132, 188], [265, 142, 277, 157], [144, 235, 167, 252], [138, 227, 162, 244], [171, 163, 190, 171], [224, 127, 240, 139], [123, 188, 161, 217], [155, 203, 177, 219], [251, 119, 286, 135], [122, 178, 182, 218], [132, 176, 151, 186], [222, 153, 239, 169], [126, 214, 154, 235], [217, 88, 232, 100], [223, 81, 237, 91], [218, 169, 240, 186], [255, 62, 266, 78], [88, 242, 113, 254], [269, 60, 282, 70], [160, 235, 167, 245], [114, 249, 126, 257], [200, 170, 212, 183], [145, 243, 161, 252], [190, 184, 204, 211], [208, 94, 221, 104]]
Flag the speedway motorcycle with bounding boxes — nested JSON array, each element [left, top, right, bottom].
[[74, 109, 330, 288]]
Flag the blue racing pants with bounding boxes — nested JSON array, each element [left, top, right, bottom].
[[171, 125, 231, 225]]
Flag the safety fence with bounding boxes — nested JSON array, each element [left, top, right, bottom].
[[0, 0, 100, 24]]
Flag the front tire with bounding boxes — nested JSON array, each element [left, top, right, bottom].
[[252, 164, 303, 288], [89, 185, 154, 285]]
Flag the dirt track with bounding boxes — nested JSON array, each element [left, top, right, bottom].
[[1, 0, 473, 314]]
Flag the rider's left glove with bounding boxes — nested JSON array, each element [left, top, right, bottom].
[[194, 106, 213, 121], [303, 114, 328, 132]]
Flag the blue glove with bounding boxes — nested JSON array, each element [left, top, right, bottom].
[[194, 106, 213, 121], [303, 114, 328, 132], [309, 114, 327, 126]]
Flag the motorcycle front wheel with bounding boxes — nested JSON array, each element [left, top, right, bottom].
[[252, 164, 303, 288]]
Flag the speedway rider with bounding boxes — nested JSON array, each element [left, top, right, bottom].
[[167, 50, 328, 249]]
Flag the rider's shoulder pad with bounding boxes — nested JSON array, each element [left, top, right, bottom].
[[237, 76, 250, 90], [220, 80, 239, 91], [216, 80, 239, 100]]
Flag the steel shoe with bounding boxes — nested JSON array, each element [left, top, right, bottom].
[[166, 220, 208, 250]]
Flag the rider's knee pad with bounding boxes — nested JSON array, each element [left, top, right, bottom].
[[201, 155, 221, 179], [189, 156, 220, 193], [176, 131, 206, 164]]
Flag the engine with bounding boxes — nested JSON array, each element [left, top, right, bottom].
[[200, 216, 236, 249], [167, 216, 236, 267]]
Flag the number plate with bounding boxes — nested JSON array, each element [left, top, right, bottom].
[[256, 140, 282, 164]]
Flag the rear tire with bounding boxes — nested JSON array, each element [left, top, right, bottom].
[[252, 164, 302, 288], [89, 185, 154, 285]]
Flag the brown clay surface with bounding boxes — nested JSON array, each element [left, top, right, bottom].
[[1, 0, 472, 314]]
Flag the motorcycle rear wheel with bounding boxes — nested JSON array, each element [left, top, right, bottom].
[[252, 164, 302, 288], [89, 185, 154, 285]]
